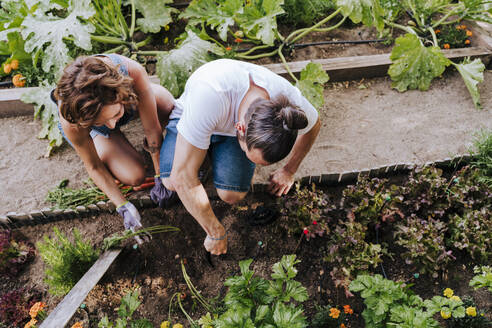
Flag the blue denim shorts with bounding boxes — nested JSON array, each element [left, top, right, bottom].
[[159, 118, 256, 192], [57, 110, 135, 147]]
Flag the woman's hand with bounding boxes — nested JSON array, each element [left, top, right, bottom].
[[268, 167, 295, 196]]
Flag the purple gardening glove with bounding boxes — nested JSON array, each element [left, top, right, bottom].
[[116, 201, 150, 245], [150, 176, 178, 208]]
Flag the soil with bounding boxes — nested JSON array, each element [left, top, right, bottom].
[[1, 69, 491, 214], [4, 177, 491, 328]]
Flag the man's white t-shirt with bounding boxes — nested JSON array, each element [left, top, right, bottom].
[[170, 59, 319, 150]]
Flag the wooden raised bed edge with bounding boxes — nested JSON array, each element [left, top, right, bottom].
[[0, 20, 490, 118], [0, 153, 474, 230]]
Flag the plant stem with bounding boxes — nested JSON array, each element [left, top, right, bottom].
[[432, 8, 459, 28], [91, 35, 128, 45], [278, 44, 297, 82], [136, 50, 165, 55], [129, 0, 136, 39], [239, 44, 272, 56], [385, 21, 418, 35], [428, 27, 439, 47], [236, 48, 278, 60], [286, 7, 342, 45]]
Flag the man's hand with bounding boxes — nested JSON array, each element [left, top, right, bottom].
[[204, 225, 227, 255], [268, 167, 295, 196], [116, 201, 151, 244]]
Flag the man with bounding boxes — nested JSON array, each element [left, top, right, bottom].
[[155, 59, 320, 254]]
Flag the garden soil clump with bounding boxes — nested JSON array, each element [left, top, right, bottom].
[[1, 70, 491, 213]]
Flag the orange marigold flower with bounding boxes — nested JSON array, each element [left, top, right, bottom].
[[465, 39, 471, 45], [466, 30, 472, 37], [71, 322, 84, 328], [343, 304, 354, 314], [461, 25, 467, 29], [29, 302, 46, 318], [435, 29, 440, 34], [234, 38, 243, 43], [443, 43, 450, 49], [329, 307, 340, 319], [340, 324, 346, 328], [24, 318, 37, 328], [226, 46, 232, 51]]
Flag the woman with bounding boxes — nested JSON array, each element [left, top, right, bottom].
[[54, 54, 174, 238]]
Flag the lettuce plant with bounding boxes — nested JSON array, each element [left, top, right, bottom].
[[469, 265, 492, 293], [98, 289, 153, 328], [0, 230, 35, 277], [0, 288, 41, 328]]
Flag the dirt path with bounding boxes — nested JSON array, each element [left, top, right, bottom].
[[1, 70, 491, 213]]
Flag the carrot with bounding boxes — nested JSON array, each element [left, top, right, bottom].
[[144, 176, 154, 183], [133, 182, 155, 191]]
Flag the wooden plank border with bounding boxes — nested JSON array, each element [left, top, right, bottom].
[[39, 249, 122, 328]]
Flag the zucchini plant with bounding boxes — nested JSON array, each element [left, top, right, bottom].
[[334, 0, 491, 109]]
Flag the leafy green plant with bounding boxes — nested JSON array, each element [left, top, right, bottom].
[[0, 230, 35, 277], [279, 182, 330, 236], [436, 23, 473, 49], [324, 216, 389, 296], [394, 216, 453, 277], [349, 274, 469, 328], [37, 227, 99, 296], [469, 265, 492, 293], [46, 178, 106, 209], [98, 288, 153, 328], [470, 130, 492, 187], [280, 0, 335, 27], [447, 208, 491, 263], [188, 255, 308, 327]]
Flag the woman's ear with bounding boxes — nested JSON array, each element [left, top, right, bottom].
[[235, 121, 246, 136]]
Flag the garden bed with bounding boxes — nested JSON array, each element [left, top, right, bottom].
[[3, 161, 491, 327]]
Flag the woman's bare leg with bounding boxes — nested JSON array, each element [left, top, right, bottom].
[[93, 130, 146, 186], [151, 83, 175, 127]]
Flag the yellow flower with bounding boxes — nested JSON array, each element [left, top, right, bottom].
[[441, 310, 451, 319], [443, 288, 454, 298], [160, 321, 170, 328], [172, 324, 183, 328], [450, 295, 461, 302], [329, 307, 340, 319], [164, 25, 170, 31], [466, 306, 477, 317], [24, 318, 37, 328], [164, 37, 169, 44], [71, 322, 84, 328], [29, 302, 46, 318]]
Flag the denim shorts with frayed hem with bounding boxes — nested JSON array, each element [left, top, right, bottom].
[[159, 118, 256, 192]]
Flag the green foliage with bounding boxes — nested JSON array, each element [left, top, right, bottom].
[[447, 208, 491, 263], [310, 304, 353, 328], [133, 0, 178, 34], [394, 216, 453, 276], [280, 0, 335, 27], [324, 216, 388, 295], [279, 183, 330, 236], [295, 62, 329, 109], [21, 83, 63, 156], [451, 57, 485, 109], [46, 179, 106, 209], [156, 29, 224, 97], [102, 225, 180, 251], [0, 230, 35, 277], [200, 255, 309, 327], [37, 227, 99, 296], [443, 296, 491, 328], [98, 289, 153, 328], [388, 33, 450, 92], [469, 265, 492, 293], [436, 24, 472, 49], [0, 288, 40, 328], [470, 130, 492, 186]]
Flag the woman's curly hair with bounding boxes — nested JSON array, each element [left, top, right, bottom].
[[55, 56, 138, 127]]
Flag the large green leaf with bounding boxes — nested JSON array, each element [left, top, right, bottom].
[[180, 0, 243, 41], [134, 0, 178, 33], [237, 0, 284, 45], [155, 30, 224, 97], [295, 62, 329, 109], [452, 57, 485, 109], [272, 303, 307, 328], [335, 0, 386, 30], [21, 0, 95, 76], [462, 0, 492, 25], [21, 83, 63, 156], [388, 33, 450, 92]]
